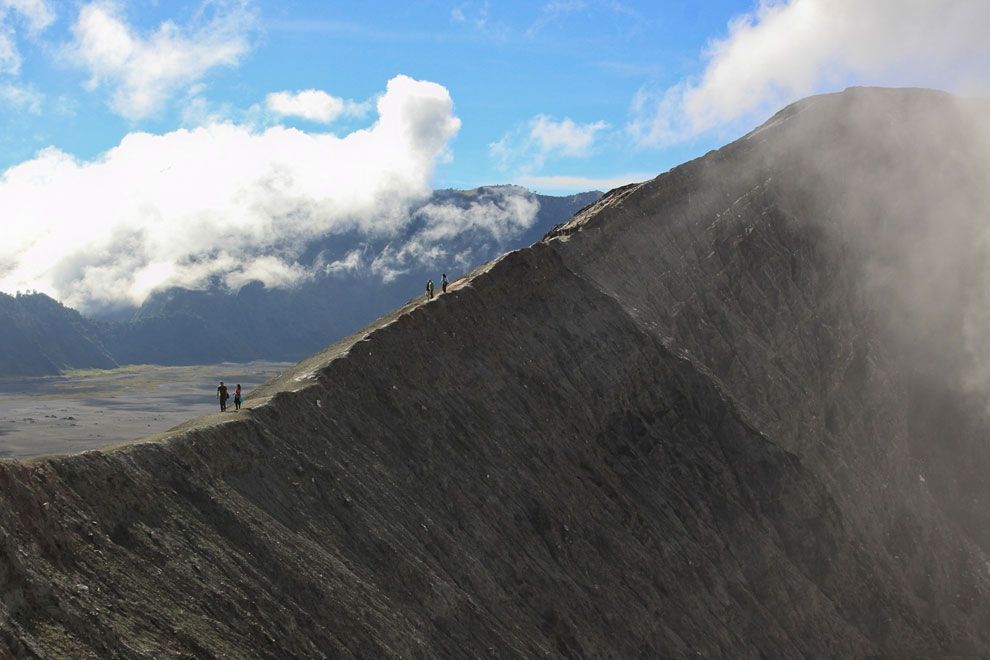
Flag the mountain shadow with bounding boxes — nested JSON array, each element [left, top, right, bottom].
[[0, 293, 115, 376], [0, 87, 989, 657]]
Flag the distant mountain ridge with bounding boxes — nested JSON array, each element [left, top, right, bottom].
[[0, 187, 601, 376], [0, 293, 115, 377]]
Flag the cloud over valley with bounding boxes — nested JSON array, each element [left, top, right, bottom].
[[0, 75, 523, 313]]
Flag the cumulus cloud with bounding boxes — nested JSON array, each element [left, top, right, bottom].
[[0, 75, 461, 312], [67, 0, 257, 120], [491, 114, 609, 170], [266, 89, 370, 123], [630, 0, 990, 145]]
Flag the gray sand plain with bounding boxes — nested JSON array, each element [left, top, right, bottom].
[[0, 362, 291, 459]]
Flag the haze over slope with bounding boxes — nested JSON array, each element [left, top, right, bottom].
[[0, 87, 989, 657]]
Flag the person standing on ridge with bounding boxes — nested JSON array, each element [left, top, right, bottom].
[[217, 381, 229, 412], [233, 384, 242, 411], [427, 279, 434, 300], [441, 273, 448, 294]]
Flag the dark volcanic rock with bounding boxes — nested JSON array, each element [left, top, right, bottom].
[[1, 87, 989, 657]]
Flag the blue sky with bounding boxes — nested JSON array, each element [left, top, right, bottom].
[[1, 0, 988, 311], [1, 0, 751, 191]]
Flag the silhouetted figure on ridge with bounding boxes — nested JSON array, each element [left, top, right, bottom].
[[441, 273, 448, 294], [426, 279, 434, 300], [233, 384, 242, 411], [217, 381, 229, 412]]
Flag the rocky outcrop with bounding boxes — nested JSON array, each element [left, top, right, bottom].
[[1, 87, 989, 657]]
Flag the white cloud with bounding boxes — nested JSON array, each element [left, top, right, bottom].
[[0, 0, 54, 75], [627, 81, 690, 147], [361, 186, 541, 281], [223, 255, 308, 291], [0, 26, 18, 74], [491, 114, 609, 170], [630, 0, 990, 145], [530, 115, 608, 156], [324, 249, 363, 275], [67, 0, 257, 120], [3, 0, 53, 32], [369, 246, 409, 283], [0, 81, 41, 111], [0, 75, 461, 312], [414, 186, 540, 243], [266, 89, 370, 123], [369, 239, 447, 282], [179, 93, 240, 127]]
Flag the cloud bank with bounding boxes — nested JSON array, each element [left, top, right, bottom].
[[630, 0, 990, 145], [0, 75, 463, 312]]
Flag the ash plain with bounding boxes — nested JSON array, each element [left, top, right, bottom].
[[0, 362, 291, 459]]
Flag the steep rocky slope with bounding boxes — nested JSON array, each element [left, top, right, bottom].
[[1, 87, 989, 658]]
